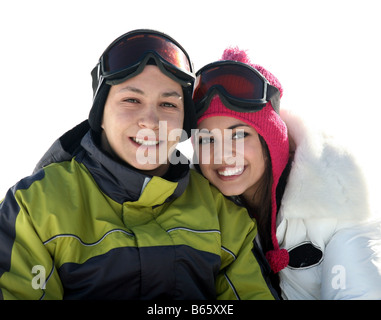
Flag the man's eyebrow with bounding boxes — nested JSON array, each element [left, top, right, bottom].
[[118, 86, 145, 94], [118, 87, 182, 99], [161, 91, 183, 99]]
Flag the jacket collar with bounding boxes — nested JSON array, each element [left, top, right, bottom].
[[34, 120, 190, 205], [80, 131, 190, 204]]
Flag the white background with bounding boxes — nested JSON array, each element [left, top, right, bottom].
[[1, 0, 380, 213]]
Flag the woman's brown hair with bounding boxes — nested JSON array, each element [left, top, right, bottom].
[[245, 134, 292, 254], [242, 135, 274, 253]]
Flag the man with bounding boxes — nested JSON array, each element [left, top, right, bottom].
[[0, 29, 274, 300]]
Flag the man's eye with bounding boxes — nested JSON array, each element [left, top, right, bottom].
[[161, 102, 176, 108], [123, 98, 139, 103]]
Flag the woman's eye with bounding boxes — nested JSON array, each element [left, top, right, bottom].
[[199, 136, 214, 144], [232, 130, 247, 140]]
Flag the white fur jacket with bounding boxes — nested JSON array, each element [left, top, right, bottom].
[[278, 110, 381, 300]]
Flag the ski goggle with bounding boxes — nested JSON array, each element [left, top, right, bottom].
[[193, 61, 280, 117], [91, 29, 194, 96]]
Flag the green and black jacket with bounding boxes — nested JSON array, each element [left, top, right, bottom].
[[0, 121, 273, 300]]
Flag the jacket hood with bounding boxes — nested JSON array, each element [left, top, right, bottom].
[[279, 109, 372, 221], [34, 120, 90, 173]]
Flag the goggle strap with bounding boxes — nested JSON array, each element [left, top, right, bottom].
[[217, 91, 266, 113], [91, 63, 101, 93], [267, 85, 281, 114], [105, 53, 192, 88], [196, 90, 267, 118]]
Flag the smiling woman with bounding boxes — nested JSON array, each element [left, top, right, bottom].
[[196, 115, 266, 198], [192, 45, 381, 299]]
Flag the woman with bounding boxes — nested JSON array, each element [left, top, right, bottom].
[[193, 47, 381, 299]]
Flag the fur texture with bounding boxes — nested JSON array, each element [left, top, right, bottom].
[[279, 109, 371, 221], [277, 110, 379, 299]]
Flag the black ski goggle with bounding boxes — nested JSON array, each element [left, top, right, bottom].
[[193, 61, 280, 117], [92, 29, 195, 96]]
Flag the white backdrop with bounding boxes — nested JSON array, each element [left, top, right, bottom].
[[1, 0, 380, 212]]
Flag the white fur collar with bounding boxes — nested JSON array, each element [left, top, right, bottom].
[[279, 109, 372, 221]]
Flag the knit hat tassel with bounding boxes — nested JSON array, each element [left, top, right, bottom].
[[266, 248, 289, 274], [266, 191, 289, 273]]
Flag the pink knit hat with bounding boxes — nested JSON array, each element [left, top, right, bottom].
[[197, 47, 290, 273]]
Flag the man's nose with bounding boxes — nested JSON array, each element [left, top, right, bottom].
[[138, 105, 160, 130]]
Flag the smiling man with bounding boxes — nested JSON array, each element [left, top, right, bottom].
[[0, 30, 275, 300], [101, 65, 184, 175]]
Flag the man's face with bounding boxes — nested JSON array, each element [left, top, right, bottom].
[[101, 65, 184, 176]]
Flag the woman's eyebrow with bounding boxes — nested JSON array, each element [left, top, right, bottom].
[[198, 124, 251, 133], [227, 124, 251, 130]]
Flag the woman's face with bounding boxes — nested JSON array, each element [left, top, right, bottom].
[[196, 116, 266, 198]]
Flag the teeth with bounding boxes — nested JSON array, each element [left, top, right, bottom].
[[133, 137, 159, 146], [218, 167, 244, 177]]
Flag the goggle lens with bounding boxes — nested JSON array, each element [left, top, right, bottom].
[[193, 63, 266, 104], [103, 33, 192, 76]]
